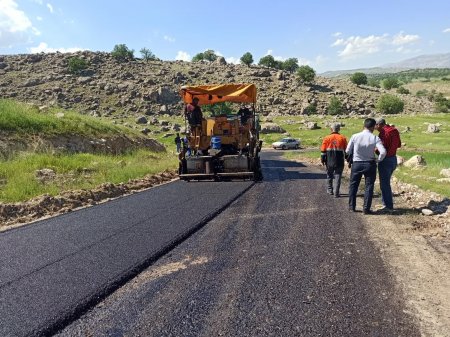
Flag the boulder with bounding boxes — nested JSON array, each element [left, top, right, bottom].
[[135, 116, 148, 124], [305, 122, 319, 130], [421, 208, 434, 216], [252, 70, 271, 77], [440, 168, 450, 178], [403, 155, 426, 168], [215, 56, 227, 65], [427, 124, 440, 133], [260, 123, 286, 134], [396, 156, 405, 166]]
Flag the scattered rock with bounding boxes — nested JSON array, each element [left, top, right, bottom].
[[305, 122, 319, 130], [135, 116, 148, 124], [404, 155, 427, 168], [422, 208, 434, 216], [396, 156, 405, 166], [440, 168, 450, 178], [427, 124, 440, 133], [260, 123, 286, 134]]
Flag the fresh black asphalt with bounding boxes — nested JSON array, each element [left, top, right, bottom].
[[57, 151, 420, 337], [1, 151, 420, 336], [0, 178, 252, 336]]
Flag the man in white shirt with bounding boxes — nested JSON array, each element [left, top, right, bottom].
[[346, 118, 386, 214]]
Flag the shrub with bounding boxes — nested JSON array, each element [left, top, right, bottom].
[[296, 65, 316, 84], [382, 77, 400, 90], [442, 77, 450, 81], [304, 103, 317, 115], [240, 52, 253, 67], [67, 56, 88, 75], [368, 78, 380, 88], [396, 87, 410, 94], [282, 58, 299, 73], [327, 97, 343, 115], [434, 99, 450, 113], [192, 52, 204, 62], [111, 44, 134, 62], [140, 48, 157, 62], [416, 89, 428, 97], [350, 72, 368, 85], [258, 55, 276, 68], [376, 94, 404, 114]]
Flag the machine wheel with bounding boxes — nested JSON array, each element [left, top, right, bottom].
[[294, 144, 299, 149], [281, 145, 287, 150]]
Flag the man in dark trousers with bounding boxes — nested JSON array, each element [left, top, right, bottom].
[[174, 133, 181, 153], [320, 123, 348, 197], [375, 118, 401, 212], [346, 118, 386, 214]]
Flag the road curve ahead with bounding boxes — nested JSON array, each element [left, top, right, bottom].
[[0, 178, 252, 337], [58, 150, 420, 337]]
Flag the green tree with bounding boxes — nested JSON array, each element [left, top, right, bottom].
[[296, 65, 316, 84], [192, 52, 204, 62], [258, 55, 276, 68], [382, 77, 400, 90], [274, 60, 284, 70], [282, 58, 299, 73], [240, 52, 254, 67], [203, 102, 233, 116], [67, 56, 88, 75], [203, 49, 218, 62], [350, 72, 368, 85], [111, 44, 134, 62], [140, 48, 157, 62], [376, 94, 404, 114], [327, 97, 343, 115]]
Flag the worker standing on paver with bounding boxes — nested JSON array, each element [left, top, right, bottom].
[[320, 123, 348, 197], [346, 118, 386, 214]]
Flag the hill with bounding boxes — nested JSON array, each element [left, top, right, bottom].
[[0, 52, 433, 129]]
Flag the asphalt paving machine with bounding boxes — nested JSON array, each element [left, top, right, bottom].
[[178, 83, 262, 181]]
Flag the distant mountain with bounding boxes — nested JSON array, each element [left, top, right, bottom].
[[321, 53, 450, 78], [382, 53, 450, 69]]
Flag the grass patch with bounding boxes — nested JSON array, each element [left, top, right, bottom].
[[267, 114, 450, 196], [0, 150, 177, 202], [0, 99, 139, 137]]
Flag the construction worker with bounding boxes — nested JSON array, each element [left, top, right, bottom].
[[184, 97, 202, 153], [375, 118, 401, 212], [346, 118, 386, 214], [320, 123, 348, 197]]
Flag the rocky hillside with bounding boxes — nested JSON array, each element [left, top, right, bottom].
[[0, 51, 434, 124]]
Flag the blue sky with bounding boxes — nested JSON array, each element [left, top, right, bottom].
[[1, 0, 449, 72]]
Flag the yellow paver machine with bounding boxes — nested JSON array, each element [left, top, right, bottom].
[[178, 83, 263, 181]]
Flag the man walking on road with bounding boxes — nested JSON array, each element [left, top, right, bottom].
[[320, 123, 348, 197], [375, 118, 401, 212], [346, 118, 386, 214]]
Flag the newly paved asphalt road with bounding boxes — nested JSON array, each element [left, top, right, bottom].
[[0, 177, 252, 336], [56, 151, 420, 337]]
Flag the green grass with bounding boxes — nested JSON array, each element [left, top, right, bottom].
[[0, 99, 139, 137], [0, 150, 177, 202], [0, 99, 179, 202], [267, 114, 450, 197]]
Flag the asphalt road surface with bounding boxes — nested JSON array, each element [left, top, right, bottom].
[[0, 176, 252, 336], [55, 150, 420, 337]]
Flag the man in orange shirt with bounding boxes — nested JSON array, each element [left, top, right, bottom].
[[320, 123, 348, 197]]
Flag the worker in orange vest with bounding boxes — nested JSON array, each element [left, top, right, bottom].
[[320, 123, 348, 197]]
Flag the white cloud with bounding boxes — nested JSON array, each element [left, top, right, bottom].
[[264, 49, 285, 61], [443, 28, 450, 33], [46, 3, 53, 13], [0, 0, 40, 48], [225, 56, 240, 64], [175, 50, 191, 61], [36, 16, 43, 21], [392, 32, 420, 45], [331, 32, 420, 60], [429, 40, 435, 46], [163, 35, 175, 43], [331, 34, 388, 59], [29, 42, 83, 53], [31, 0, 43, 4], [332, 32, 342, 37]]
